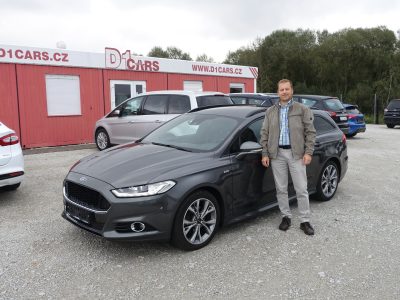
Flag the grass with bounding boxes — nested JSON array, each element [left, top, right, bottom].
[[363, 113, 385, 124]]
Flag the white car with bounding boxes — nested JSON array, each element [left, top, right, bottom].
[[0, 122, 24, 190], [94, 90, 233, 150]]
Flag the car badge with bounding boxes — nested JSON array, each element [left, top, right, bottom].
[[79, 176, 87, 182]]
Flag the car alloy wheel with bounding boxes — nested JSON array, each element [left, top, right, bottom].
[[96, 129, 110, 151], [316, 161, 339, 201], [172, 190, 219, 250]]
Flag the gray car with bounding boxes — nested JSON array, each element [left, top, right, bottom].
[[94, 90, 233, 150], [63, 106, 348, 250]]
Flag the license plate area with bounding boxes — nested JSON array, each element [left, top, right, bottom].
[[340, 116, 347, 121], [66, 203, 94, 224]]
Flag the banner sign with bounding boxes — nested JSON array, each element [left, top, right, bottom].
[[0, 44, 257, 78]]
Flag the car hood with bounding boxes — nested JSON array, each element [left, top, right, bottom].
[[70, 142, 211, 188]]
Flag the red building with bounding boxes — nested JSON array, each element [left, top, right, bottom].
[[0, 44, 258, 149]]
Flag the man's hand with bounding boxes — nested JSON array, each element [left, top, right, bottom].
[[303, 154, 312, 165], [261, 156, 270, 168]]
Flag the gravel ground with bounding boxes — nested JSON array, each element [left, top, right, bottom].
[[1, 124, 399, 299]]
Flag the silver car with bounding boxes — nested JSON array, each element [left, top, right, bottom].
[[94, 90, 233, 150]]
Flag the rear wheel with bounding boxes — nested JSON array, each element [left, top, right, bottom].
[[315, 161, 339, 201], [95, 128, 111, 151], [386, 124, 395, 128], [172, 190, 220, 251]]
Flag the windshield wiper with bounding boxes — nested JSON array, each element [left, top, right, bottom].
[[151, 142, 192, 152]]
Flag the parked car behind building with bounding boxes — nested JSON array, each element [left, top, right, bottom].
[[293, 95, 349, 134], [0, 122, 24, 190], [384, 99, 400, 128], [343, 103, 366, 137], [94, 90, 233, 150], [63, 106, 348, 250]]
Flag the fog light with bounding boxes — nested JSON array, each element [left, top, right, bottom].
[[131, 222, 145, 232]]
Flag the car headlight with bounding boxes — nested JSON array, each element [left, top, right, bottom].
[[111, 180, 176, 198]]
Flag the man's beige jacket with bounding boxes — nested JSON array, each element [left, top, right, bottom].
[[259, 101, 316, 160]]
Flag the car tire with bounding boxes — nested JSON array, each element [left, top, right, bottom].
[[346, 132, 357, 138], [171, 190, 220, 251], [315, 161, 339, 201], [386, 124, 395, 128], [3, 183, 21, 191], [95, 128, 111, 151]]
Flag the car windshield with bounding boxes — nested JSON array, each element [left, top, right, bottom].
[[196, 95, 233, 107], [387, 100, 400, 109], [142, 113, 239, 152], [324, 99, 345, 111]]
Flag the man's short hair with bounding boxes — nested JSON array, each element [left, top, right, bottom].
[[277, 79, 293, 90]]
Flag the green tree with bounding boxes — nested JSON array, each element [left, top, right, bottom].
[[148, 46, 192, 60], [148, 46, 169, 58], [196, 54, 214, 63], [166, 47, 192, 60]]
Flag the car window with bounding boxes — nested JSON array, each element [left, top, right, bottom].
[[142, 95, 168, 115], [229, 118, 263, 154], [120, 96, 144, 117], [168, 95, 191, 114], [387, 100, 400, 109], [248, 98, 264, 105], [345, 106, 360, 114], [143, 113, 239, 152], [230, 97, 247, 105], [300, 98, 318, 107], [196, 95, 233, 107], [323, 99, 345, 110], [314, 115, 336, 135]]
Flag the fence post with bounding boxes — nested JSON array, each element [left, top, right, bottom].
[[373, 94, 378, 124]]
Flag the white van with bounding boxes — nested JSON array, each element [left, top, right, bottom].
[[94, 90, 233, 150]]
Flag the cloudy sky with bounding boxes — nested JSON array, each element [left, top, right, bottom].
[[0, 0, 399, 62]]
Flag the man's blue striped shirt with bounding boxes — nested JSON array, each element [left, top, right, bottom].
[[279, 99, 293, 146]]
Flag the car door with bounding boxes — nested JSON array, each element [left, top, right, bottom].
[[229, 118, 277, 216], [106, 96, 145, 144], [136, 94, 173, 138], [306, 115, 341, 189]]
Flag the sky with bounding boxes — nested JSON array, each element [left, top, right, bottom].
[[0, 0, 399, 63]]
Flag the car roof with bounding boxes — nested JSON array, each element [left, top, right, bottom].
[[294, 94, 339, 100], [191, 104, 331, 119], [229, 93, 278, 97], [144, 90, 226, 96], [343, 103, 358, 108]]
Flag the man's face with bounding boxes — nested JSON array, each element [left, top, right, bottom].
[[278, 82, 293, 103]]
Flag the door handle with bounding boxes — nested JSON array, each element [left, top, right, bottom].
[[155, 120, 162, 123], [128, 121, 136, 123]]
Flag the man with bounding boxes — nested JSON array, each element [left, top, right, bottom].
[[260, 79, 316, 235]]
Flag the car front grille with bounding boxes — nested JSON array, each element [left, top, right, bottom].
[[65, 202, 105, 231], [65, 181, 110, 211]]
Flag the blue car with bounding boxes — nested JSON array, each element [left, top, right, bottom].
[[343, 103, 366, 137]]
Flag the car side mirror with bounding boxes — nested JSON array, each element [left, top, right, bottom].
[[109, 109, 120, 117], [235, 141, 262, 160]]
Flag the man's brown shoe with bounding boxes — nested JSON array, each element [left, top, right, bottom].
[[300, 222, 314, 235], [279, 217, 291, 231]]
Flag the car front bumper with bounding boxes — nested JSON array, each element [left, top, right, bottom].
[[384, 116, 400, 125], [62, 172, 178, 242]]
